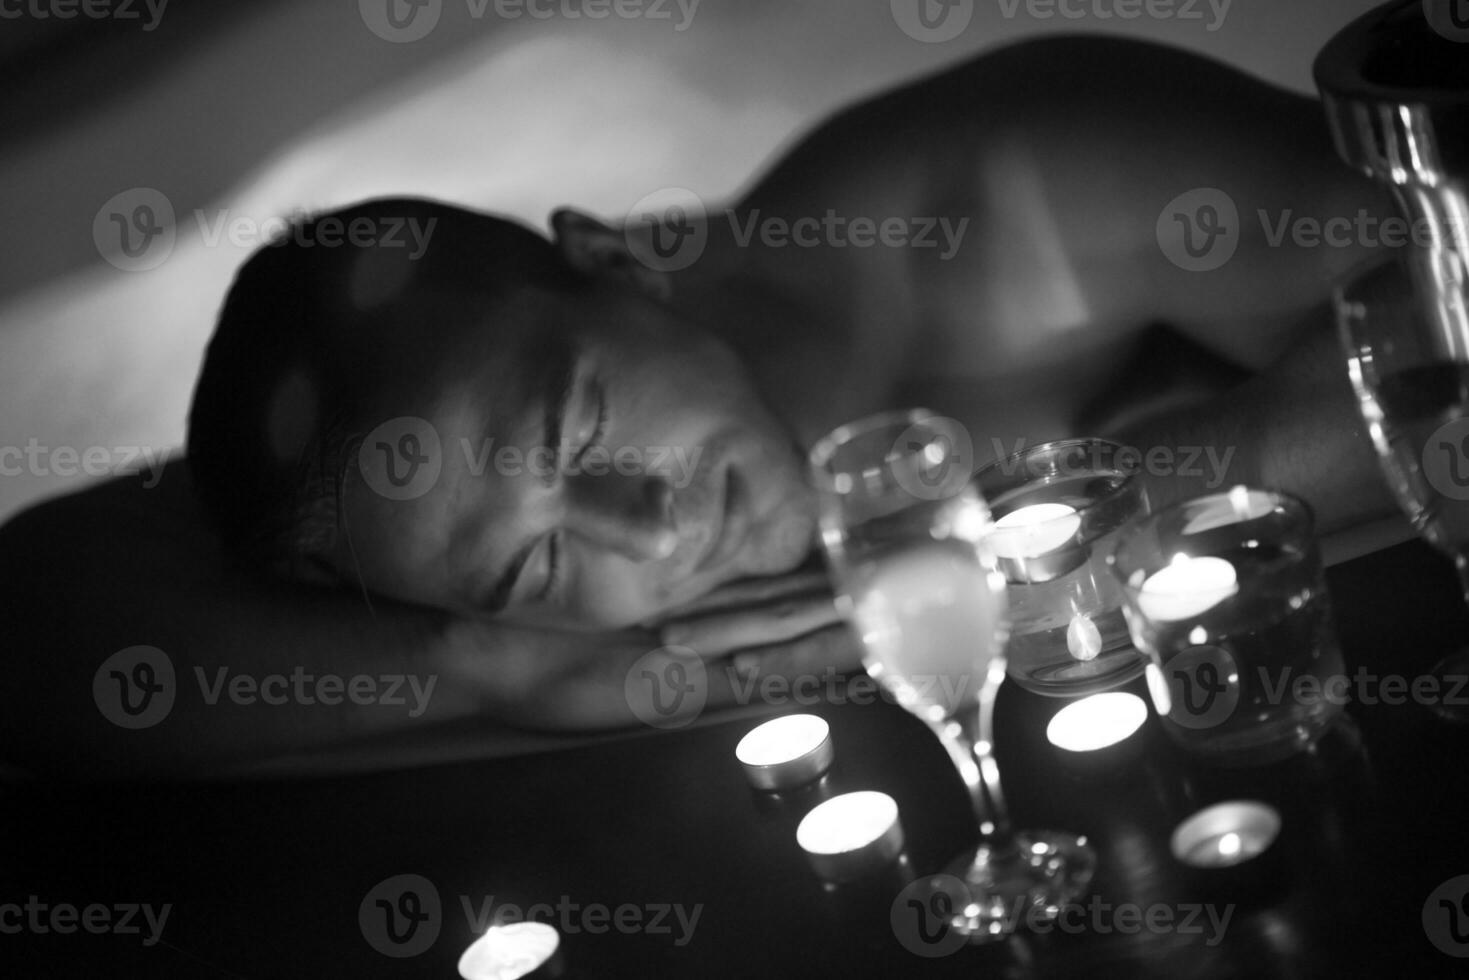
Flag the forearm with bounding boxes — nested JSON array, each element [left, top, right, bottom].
[[2, 568, 483, 780], [1117, 307, 1398, 534], [0, 470, 859, 778], [0, 479, 514, 780]]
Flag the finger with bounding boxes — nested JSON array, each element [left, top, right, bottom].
[[730, 623, 864, 681], [661, 595, 843, 657], [653, 569, 832, 622]]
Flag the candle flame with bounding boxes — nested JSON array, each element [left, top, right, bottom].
[[1066, 613, 1102, 661]]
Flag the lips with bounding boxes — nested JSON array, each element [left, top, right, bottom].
[[695, 464, 751, 573]]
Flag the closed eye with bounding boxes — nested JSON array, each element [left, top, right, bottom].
[[574, 383, 609, 464], [538, 531, 563, 604]]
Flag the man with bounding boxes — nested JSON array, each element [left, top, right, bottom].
[[0, 36, 1399, 779]]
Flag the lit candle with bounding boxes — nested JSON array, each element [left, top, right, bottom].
[[458, 922, 561, 980], [796, 791, 905, 882], [1170, 800, 1281, 869], [1180, 486, 1278, 536], [1045, 692, 1149, 752], [1137, 555, 1239, 622], [735, 714, 833, 792], [988, 503, 1082, 560]]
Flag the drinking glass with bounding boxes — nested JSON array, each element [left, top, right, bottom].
[[809, 409, 1095, 939], [1337, 255, 1469, 688], [1109, 487, 1346, 765], [974, 438, 1150, 696]]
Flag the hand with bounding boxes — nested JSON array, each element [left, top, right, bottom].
[[652, 569, 864, 692], [655, 570, 841, 658], [463, 570, 865, 733]]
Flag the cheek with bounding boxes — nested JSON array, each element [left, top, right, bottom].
[[566, 555, 669, 626]]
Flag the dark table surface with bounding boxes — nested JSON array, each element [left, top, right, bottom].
[[6, 538, 1469, 979]]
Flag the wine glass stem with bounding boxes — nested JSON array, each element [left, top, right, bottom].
[[928, 656, 1011, 840]]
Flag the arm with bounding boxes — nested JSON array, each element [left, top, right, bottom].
[[1113, 304, 1400, 534], [0, 464, 856, 780], [0, 463, 499, 779]]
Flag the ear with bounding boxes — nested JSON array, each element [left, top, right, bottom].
[[550, 207, 672, 302]]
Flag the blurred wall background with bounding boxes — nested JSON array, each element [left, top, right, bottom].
[[0, 0, 1384, 523]]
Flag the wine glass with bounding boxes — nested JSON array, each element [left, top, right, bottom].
[[809, 408, 1096, 939], [1337, 254, 1469, 714]]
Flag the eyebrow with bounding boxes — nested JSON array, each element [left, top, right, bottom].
[[475, 340, 580, 613]]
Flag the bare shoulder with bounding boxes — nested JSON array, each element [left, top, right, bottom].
[[740, 33, 1321, 235], [754, 34, 1299, 172]]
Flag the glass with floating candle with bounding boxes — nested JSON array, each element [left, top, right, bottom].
[[1109, 487, 1346, 765], [973, 438, 1150, 697], [810, 409, 1094, 940]]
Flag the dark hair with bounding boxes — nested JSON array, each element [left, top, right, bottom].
[[186, 197, 579, 577]]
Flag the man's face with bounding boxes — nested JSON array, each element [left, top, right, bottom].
[[332, 264, 815, 629]]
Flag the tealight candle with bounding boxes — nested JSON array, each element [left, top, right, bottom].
[[735, 714, 833, 792], [458, 922, 561, 980], [796, 791, 905, 882], [989, 503, 1082, 560], [1137, 555, 1239, 622], [1180, 486, 1278, 536], [1170, 801, 1281, 869], [1045, 692, 1149, 752]]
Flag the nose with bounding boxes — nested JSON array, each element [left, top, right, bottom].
[[565, 472, 679, 561]]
